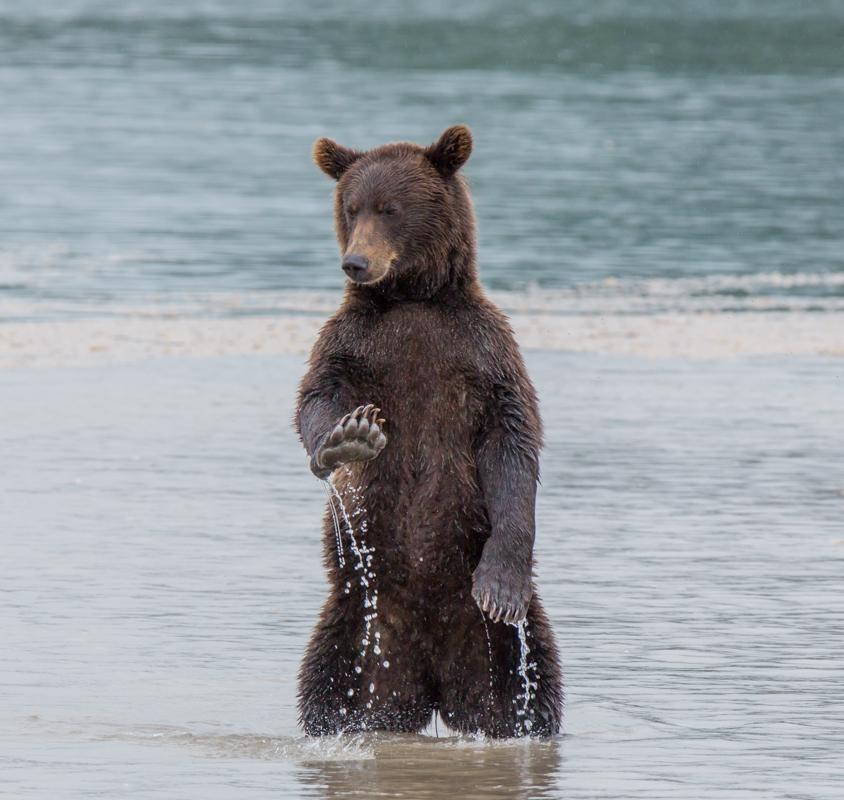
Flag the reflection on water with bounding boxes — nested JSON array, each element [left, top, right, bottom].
[[296, 736, 562, 800], [2, 353, 843, 798], [93, 725, 563, 800]]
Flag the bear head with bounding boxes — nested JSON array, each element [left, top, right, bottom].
[[312, 125, 477, 299]]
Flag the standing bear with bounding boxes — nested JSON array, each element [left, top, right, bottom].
[[295, 125, 563, 737]]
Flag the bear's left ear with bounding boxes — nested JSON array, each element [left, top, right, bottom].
[[425, 125, 473, 178], [313, 137, 363, 180]]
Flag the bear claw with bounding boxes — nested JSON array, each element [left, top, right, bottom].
[[472, 561, 532, 625], [311, 405, 388, 479]]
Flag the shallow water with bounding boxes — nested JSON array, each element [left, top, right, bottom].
[[2, 1, 843, 795], [2, 353, 843, 798], [1, 0, 843, 314]]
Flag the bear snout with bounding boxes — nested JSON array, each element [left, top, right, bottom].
[[342, 253, 370, 282]]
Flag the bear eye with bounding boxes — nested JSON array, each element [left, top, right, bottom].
[[345, 204, 358, 218], [380, 202, 399, 216]]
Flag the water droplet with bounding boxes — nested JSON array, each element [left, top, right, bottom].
[[323, 481, 346, 568], [510, 619, 539, 736], [325, 477, 384, 675]]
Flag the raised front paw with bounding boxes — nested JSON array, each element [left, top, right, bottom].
[[310, 404, 387, 479], [472, 559, 532, 625]]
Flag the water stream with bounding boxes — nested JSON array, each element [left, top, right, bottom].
[[326, 475, 384, 708], [512, 620, 539, 736]]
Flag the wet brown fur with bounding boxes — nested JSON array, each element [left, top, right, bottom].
[[295, 126, 563, 737]]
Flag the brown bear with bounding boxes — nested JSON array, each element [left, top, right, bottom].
[[295, 125, 563, 737]]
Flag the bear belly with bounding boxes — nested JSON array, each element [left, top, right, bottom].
[[332, 418, 487, 602], [332, 335, 488, 597]]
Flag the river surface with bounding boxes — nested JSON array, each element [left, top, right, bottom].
[[1, 0, 843, 316], [2, 1, 844, 797], [2, 354, 843, 798]]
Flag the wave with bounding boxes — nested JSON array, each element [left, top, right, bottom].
[[3, 270, 844, 323], [492, 272, 844, 316]]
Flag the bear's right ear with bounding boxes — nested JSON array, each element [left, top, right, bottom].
[[312, 138, 363, 180]]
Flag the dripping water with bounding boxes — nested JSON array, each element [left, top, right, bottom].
[[326, 473, 382, 707], [479, 608, 495, 697], [323, 479, 345, 568], [512, 619, 538, 735]]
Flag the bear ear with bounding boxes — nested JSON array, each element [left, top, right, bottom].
[[312, 137, 363, 180], [425, 125, 473, 178]]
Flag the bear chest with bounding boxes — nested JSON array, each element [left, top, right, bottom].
[[360, 315, 481, 423], [345, 309, 485, 481]]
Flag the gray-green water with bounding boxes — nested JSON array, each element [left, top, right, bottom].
[[2, 2, 844, 798], [1, 0, 843, 313], [2, 354, 843, 797]]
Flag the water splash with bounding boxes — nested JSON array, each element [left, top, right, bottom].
[[323, 480, 345, 568], [479, 608, 495, 697], [511, 619, 539, 736], [326, 473, 382, 705]]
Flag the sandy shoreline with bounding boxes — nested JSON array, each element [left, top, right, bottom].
[[1, 310, 842, 368]]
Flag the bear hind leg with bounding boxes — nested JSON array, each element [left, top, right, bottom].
[[438, 600, 563, 738], [298, 610, 437, 735]]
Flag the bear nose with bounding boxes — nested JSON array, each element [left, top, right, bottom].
[[342, 254, 370, 281]]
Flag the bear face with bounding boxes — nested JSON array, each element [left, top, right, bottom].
[[312, 126, 476, 298]]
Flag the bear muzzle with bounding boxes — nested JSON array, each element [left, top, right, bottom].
[[341, 221, 396, 284], [342, 254, 370, 282]]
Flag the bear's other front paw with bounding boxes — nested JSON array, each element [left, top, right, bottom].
[[310, 404, 387, 479], [472, 559, 532, 625]]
